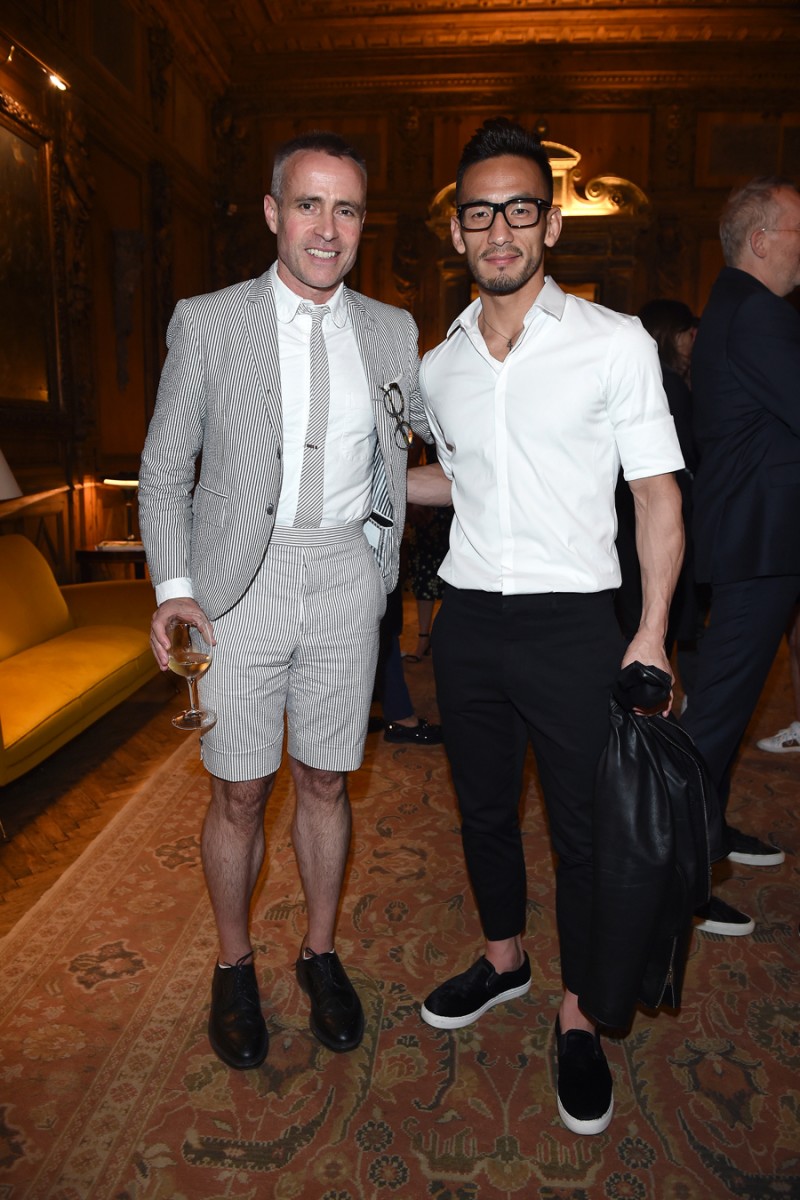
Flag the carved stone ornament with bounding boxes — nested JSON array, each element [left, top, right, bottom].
[[427, 139, 650, 240]]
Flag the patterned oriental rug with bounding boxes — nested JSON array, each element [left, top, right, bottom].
[[0, 663, 797, 1200]]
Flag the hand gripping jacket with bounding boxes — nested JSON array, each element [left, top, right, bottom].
[[583, 663, 726, 1030]]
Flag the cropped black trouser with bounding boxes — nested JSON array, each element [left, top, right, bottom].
[[432, 585, 623, 997]]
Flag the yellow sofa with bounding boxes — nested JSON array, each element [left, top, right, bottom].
[[0, 534, 158, 786]]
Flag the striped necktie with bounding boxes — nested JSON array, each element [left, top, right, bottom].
[[294, 303, 330, 528]]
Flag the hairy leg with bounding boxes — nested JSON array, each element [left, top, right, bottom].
[[202, 773, 276, 963], [289, 757, 351, 953]]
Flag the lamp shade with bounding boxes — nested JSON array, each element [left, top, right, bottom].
[[0, 449, 22, 501], [102, 477, 140, 541]]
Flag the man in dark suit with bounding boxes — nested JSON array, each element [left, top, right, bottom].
[[139, 132, 428, 1068], [683, 176, 800, 936]]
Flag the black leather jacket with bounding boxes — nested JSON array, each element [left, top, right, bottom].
[[582, 664, 726, 1030]]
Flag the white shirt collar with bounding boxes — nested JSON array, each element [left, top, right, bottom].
[[270, 262, 348, 328], [446, 274, 566, 340]]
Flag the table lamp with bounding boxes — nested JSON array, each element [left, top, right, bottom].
[[103, 478, 140, 541], [0, 449, 22, 501]]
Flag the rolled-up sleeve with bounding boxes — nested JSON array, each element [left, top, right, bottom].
[[607, 319, 685, 481]]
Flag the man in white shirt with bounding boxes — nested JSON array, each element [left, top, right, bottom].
[[413, 119, 685, 1135], [139, 133, 426, 1070]]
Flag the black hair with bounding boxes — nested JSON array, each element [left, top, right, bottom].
[[456, 117, 553, 203], [637, 299, 697, 373]]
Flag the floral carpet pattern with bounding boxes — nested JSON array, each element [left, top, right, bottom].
[[0, 659, 797, 1199]]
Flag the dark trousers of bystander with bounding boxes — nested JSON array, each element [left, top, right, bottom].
[[681, 573, 800, 815]]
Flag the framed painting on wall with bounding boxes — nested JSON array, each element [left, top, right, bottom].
[[0, 113, 56, 407]]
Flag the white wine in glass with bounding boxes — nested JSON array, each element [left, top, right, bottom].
[[167, 619, 217, 732]]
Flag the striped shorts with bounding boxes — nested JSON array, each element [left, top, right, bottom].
[[199, 524, 387, 781]]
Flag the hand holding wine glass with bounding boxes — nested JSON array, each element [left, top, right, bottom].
[[167, 616, 217, 732]]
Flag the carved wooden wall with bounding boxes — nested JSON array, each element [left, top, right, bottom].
[[0, 0, 217, 575], [0, 1, 798, 578]]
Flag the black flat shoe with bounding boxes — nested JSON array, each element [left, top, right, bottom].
[[420, 953, 531, 1029], [555, 1017, 613, 1136], [295, 948, 364, 1052], [384, 717, 443, 745], [208, 951, 269, 1069]]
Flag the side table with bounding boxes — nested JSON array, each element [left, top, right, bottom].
[[76, 543, 148, 581]]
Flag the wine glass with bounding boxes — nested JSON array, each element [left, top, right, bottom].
[[167, 618, 217, 732]]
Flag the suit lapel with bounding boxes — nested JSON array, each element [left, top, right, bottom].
[[244, 271, 283, 437], [346, 289, 403, 516]]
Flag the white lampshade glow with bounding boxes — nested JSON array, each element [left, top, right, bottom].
[[102, 478, 140, 541], [0, 449, 22, 501]]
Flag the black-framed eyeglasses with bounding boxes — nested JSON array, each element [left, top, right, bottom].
[[456, 197, 552, 232], [382, 385, 412, 450]]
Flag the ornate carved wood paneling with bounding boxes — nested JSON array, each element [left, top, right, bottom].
[[147, 24, 174, 134], [2, 0, 799, 580], [149, 158, 173, 368]]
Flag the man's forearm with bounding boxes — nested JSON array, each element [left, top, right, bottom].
[[407, 463, 453, 507], [632, 474, 684, 634], [623, 472, 685, 680]]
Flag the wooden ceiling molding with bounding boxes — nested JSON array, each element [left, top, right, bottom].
[[147, 2, 800, 96], [245, 65, 800, 115]]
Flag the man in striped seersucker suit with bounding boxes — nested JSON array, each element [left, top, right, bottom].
[[139, 132, 429, 1070]]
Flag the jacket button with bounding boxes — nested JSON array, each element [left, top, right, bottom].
[[276, 448, 281, 460], [267, 504, 274, 515]]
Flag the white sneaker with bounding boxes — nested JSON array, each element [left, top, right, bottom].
[[756, 721, 800, 754]]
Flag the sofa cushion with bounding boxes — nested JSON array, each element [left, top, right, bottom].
[[0, 535, 73, 662], [0, 626, 153, 757]]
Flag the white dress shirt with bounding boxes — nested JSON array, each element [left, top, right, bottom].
[[155, 265, 375, 604], [418, 276, 684, 595], [271, 266, 375, 528]]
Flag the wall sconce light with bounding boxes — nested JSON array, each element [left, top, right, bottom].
[[2, 35, 69, 90], [103, 477, 140, 542]]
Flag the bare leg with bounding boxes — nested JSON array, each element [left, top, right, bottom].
[[202, 773, 276, 963], [485, 933, 525, 974], [558, 987, 595, 1033], [289, 757, 351, 953], [485, 937, 593, 1033]]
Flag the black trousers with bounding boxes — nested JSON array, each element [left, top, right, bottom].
[[681, 574, 800, 813], [432, 586, 623, 996]]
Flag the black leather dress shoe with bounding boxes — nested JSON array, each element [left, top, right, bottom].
[[295, 948, 365, 1052], [208, 952, 269, 1069]]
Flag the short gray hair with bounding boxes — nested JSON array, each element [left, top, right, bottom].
[[270, 131, 367, 202], [719, 176, 796, 266]]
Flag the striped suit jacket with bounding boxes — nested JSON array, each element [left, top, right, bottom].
[[139, 269, 430, 619]]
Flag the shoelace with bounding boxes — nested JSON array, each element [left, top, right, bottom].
[[220, 952, 261, 1012]]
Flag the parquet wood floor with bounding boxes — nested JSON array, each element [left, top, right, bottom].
[[0, 633, 795, 942]]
